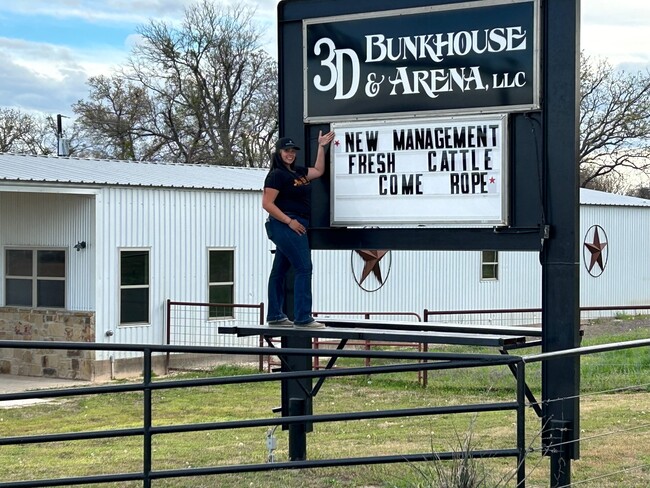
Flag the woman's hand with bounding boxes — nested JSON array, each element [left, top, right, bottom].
[[288, 218, 306, 235], [308, 130, 336, 181], [318, 130, 335, 147]]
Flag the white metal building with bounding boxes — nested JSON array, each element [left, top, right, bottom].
[[0, 153, 648, 379], [0, 154, 271, 378], [313, 189, 650, 321]]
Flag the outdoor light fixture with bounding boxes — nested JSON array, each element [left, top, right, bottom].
[[73, 241, 87, 251]]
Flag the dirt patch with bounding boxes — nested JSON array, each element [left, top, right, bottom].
[[581, 316, 650, 338]]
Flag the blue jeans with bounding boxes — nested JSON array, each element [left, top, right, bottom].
[[265, 215, 314, 325]]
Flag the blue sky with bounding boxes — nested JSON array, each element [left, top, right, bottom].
[[0, 12, 134, 47], [0, 0, 648, 117]]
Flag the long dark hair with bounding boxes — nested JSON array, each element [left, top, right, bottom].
[[268, 150, 294, 174]]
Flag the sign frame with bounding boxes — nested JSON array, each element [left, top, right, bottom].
[[329, 113, 509, 227]]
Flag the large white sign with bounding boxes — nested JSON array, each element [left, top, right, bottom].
[[330, 115, 508, 227]]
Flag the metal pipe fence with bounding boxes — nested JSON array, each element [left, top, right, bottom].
[[165, 300, 264, 372], [2, 335, 650, 487], [424, 305, 650, 327], [164, 301, 649, 379], [0, 339, 527, 488]]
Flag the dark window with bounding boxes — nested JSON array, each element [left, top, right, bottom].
[[5, 249, 65, 308], [6, 250, 32, 276], [209, 250, 234, 318], [37, 280, 66, 307], [481, 250, 499, 280], [37, 250, 66, 277], [120, 250, 150, 324], [5, 279, 32, 307]]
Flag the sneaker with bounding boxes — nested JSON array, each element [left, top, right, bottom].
[[267, 318, 294, 327], [294, 320, 326, 329]]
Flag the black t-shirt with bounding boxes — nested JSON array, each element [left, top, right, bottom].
[[264, 166, 311, 217]]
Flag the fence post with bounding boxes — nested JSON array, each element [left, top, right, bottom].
[[259, 302, 265, 372], [548, 419, 571, 488], [516, 360, 526, 487], [143, 349, 152, 488], [165, 299, 171, 374], [288, 398, 307, 461], [281, 335, 313, 460]]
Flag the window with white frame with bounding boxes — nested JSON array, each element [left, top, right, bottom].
[[481, 250, 499, 280], [5, 248, 66, 308], [208, 249, 234, 319], [120, 249, 150, 325]]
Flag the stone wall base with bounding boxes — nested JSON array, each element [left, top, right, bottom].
[[0, 307, 95, 380], [1, 308, 260, 382]]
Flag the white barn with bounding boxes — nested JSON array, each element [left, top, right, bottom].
[[0, 154, 648, 380]]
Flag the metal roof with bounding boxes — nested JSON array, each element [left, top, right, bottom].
[[1, 154, 648, 208], [580, 188, 650, 207], [0, 153, 267, 191]]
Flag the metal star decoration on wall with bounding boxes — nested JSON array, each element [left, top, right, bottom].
[[351, 250, 392, 292], [583, 225, 609, 277]]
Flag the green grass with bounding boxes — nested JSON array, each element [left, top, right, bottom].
[[1, 330, 650, 487], [612, 312, 650, 321], [581, 328, 650, 392]]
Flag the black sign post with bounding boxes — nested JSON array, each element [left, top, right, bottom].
[[278, 0, 580, 483], [540, 0, 581, 484]]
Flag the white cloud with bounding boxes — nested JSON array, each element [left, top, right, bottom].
[[581, 0, 650, 69], [0, 37, 127, 115], [0, 0, 192, 24], [582, 23, 650, 70], [0, 1, 281, 116], [1, 0, 648, 117]]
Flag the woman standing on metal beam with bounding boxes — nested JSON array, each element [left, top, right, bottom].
[[262, 130, 335, 328]]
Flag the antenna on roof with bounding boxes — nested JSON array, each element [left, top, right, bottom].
[[57, 114, 70, 157]]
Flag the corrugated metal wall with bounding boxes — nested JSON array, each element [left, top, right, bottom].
[[312, 249, 541, 316], [580, 204, 650, 313], [2, 184, 648, 364], [309, 203, 650, 321], [0, 191, 95, 311], [96, 187, 269, 359]]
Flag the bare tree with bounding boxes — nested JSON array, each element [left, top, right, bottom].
[[629, 185, 650, 199], [0, 108, 77, 155], [71, 1, 277, 165], [117, 0, 278, 165], [239, 61, 279, 167], [579, 54, 650, 189], [0, 108, 39, 153], [579, 166, 634, 194], [72, 75, 162, 160]]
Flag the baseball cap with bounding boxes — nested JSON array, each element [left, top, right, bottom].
[[275, 137, 300, 151]]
